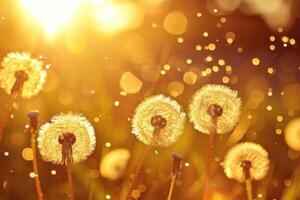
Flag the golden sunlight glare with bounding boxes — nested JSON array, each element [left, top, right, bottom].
[[91, 2, 144, 35], [20, 0, 81, 38]]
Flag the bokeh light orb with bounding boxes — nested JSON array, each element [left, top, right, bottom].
[[183, 71, 197, 85], [214, 0, 241, 12], [167, 81, 185, 97], [225, 32, 236, 44], [100, 149, 131, 180], [163, 11, 188, 35], [120, 72, 143, 94], [285, 118, 300, 151], [22, 148, 33, 161]]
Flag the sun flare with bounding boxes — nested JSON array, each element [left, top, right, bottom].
[[20, 0, 81, 37]]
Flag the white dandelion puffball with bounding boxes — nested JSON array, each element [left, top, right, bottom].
[[285, 118, 300, 151], [0, 52, 47, 98], [224, 142, 270, 183], [132, 94, 186, 148], [100, 149, 131, 181], [189, 84, 242, 134], [37, 113, 96, 164]]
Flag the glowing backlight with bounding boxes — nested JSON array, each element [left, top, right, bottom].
[[20, 0, 81, 38], [91, 2, 143, 35]]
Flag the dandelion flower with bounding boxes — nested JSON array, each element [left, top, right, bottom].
[[189, 84, 242, 134], [38, 113, 95, 200], [127, 95, 185, 199], [132, 94, 186, 147], [0, 52, 47, 98], [189, 85, 241, 200], [37, 113, 96, 164], [100, 149, 131, 181], [0, 52, 48, 144], [285, 118, 300, 151], [224, 142, 270, 183]]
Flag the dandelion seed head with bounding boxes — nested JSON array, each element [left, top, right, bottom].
[[132, 95, 186, 148], [0, 52, 47, 98], [224, 142, 270, 182], [189, 84, 241, 134], [37, 113, 96, 165]]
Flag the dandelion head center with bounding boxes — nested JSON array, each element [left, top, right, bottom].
[[151, 115, 167, 130], [241, 160, 252, 178], [207, 104, 223, 118], [15, 70, 29, 81], [58, 132, 76, 146]]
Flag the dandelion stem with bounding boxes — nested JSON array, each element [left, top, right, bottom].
[[203, 102, 222, 200], [125, 146, 151, 200], [242, 160, 253, 200], [167, 174, 176, 200], [59, 133, 76, 200], [66, 151, 75, 200], [203, 116, 218, 200], [31, 132, 44, 200], [245, 179, 253, 200], [0, 70, 28, 144], [203, 130, 215, 200], [28, 111, 44, 200]]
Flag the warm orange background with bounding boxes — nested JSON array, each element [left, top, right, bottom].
[[0, 0, 300, 199]]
